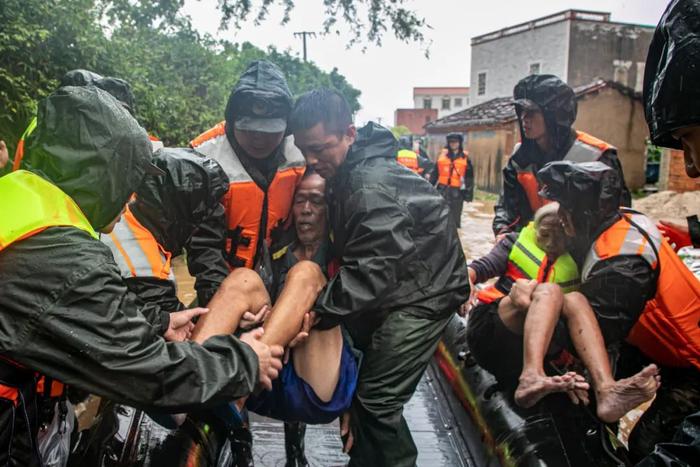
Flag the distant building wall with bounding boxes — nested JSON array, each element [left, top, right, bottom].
[[466, 123, 520, 193], [568, 21, 654, 91], [394, 108, 438, 135], [660, 149, 700, 192], [573, 86, 648, 189], [470, 21, 570, 105], [413, 87, 471, 118]]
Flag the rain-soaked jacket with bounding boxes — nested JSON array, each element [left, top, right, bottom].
[[0, 87, 258, 465], [313, 122, 469, 340], [493, 74, 631, 236], [123, 148, 230, 309], [644, 0, 700, 151]]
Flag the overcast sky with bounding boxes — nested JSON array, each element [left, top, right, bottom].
[[181, 0, 670, 126]]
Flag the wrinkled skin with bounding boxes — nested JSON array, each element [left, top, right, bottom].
[[293, 123, 356, 179], [292, 173, 327, 247], [536, 214, 568, 258]]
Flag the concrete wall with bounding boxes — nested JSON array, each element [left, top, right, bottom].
[[573, 87, 648, 189], [470, 21, 569, 105], [414, 93, 471, 118], [568, 21, 654, 91], [466, 123, 520, 193], [660, 149, 700, 192]]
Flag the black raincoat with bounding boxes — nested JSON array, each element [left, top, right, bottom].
[[0, 87, 257, 465], [314, 122, 469, 467], [128, 148, 230, 309], [644, 0, 700, 151], [538, 161, 700, 462], [493, 74, 631, 236]]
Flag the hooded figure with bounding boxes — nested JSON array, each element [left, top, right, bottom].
[[538, 161, 700, 463], [0, 86, 259, 466], [643, 0, 700, 179], [492, 74, 631, 237], [102, 148, 231, 319], [433, 132, 474, 228], [190, 60, 305, 273]]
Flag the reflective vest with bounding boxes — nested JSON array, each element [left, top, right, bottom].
[[477, 223, 580, 304], [12, 117, 37, 172], [0, 171, 96, 410], [101, 205, 175, 282], [582, 210, 700, 370], [515, 131, 614, 212], [397, 149, 421, 173], [437, 150, 468, 188], [190, 121, 305, 269]]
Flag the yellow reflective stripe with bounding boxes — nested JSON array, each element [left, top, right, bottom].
[[0, 171, 97, 250]]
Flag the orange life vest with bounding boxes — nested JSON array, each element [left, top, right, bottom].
[[101, 205, 175, 282], [437, 150, 468, 188], [583, 211, 700, 370], [396, 149, 421, 173], [515, 131, 614, 212], [190, 121, 305, 269]]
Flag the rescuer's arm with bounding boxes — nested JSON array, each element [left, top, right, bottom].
[[599, 149, 631, 208], [578, 256, 656, 346], [7, 237, 258, 412], [463, 158, 475, 202], [186, 203, 230, 305], [313, 187, 421, 323], [468, 233, 516, 284], [493, 160, 522, 237]]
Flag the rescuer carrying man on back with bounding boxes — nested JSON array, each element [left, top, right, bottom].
[[434, 132, 474, 229], [536, 160, 700, 462], [0, 86, 282, 466], [493, 74, 631, 240]]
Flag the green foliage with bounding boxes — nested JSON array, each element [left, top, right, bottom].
[[0, 0, 364, 149], [390, 125, 411, 138]]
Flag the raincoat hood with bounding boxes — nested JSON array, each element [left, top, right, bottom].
[[513, 74, 577, 155], [130, 148, 230, 253], [224, 60, 293, 127], [60, 69, 136, 115], [24, 86, 153, 231], [537, 160, 621, 239], [344, 122, 397, 168], [644, 0, 700, 149]]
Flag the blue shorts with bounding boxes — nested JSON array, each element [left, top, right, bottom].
[[246, 338, 359, 424]]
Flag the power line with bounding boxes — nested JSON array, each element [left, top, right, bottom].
[[293, 31, 317, 62]]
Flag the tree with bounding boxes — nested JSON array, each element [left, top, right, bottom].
[[391, 126, 411, 139]]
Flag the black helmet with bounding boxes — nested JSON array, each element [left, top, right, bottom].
[[60, 69, 136, 116], [644, 0, 700, 149], [446, 132, 463, 143], [513, 74, 577, 129], [397, 135, 413, 150], [537, 161, 621, 235]]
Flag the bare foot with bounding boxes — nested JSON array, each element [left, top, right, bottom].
[[566, 373, 591, 406], [596, 364, 660, 423], [515, 371, 589, 408]]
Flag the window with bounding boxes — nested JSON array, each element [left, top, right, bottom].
[[441, 98, 451, 110], [423, 98, 432, 109], [477, 72, 487, 96], [529, 62, 541, 75], [454, 98, 463, 107]]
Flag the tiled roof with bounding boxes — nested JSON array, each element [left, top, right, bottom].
[[425, 79, 639, 131]]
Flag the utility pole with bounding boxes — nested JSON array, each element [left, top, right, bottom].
[[294, 31, 317, 62]]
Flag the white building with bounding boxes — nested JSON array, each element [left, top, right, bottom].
[[413, 87, 470, 119]]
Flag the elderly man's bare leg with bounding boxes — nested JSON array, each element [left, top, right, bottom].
[[191, 268, 271, 344]]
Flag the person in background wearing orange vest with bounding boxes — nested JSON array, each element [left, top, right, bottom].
[[434, 133, 474, 229], [537, 160, 700, 462], [493, 74, 631, 241], [190, 60, 305, 464], [466, 201, 659, 420], [396, 136, 423, 174], [0, 86, 283, 466]]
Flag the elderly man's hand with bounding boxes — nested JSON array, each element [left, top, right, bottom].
[[0, 141, 9, 169], [509, 279, 538, 311], [239, 304, 271, 331]]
